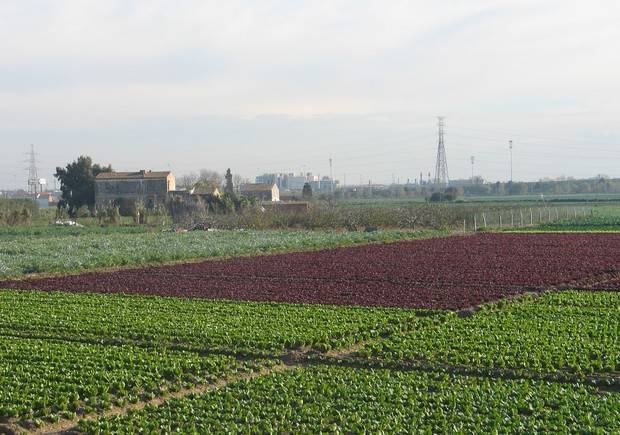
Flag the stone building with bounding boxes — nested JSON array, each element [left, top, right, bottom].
[[240, 183, 280, 202], [95, 170, 175, 209]]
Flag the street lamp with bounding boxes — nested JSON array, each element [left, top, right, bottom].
[[509, 140, 513, 182]]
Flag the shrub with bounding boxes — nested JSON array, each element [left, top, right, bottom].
[[75, 206, 91, 218]]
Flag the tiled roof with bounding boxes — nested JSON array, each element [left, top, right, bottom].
[[95, 171, 171, 180], [191, 185, 221, 195], [240, 183, 276, 191]]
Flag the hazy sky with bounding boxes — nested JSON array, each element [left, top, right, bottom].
[[1, 0, 619, 189]]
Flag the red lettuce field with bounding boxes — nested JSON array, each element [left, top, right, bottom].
[[2, 233, 620, 310]]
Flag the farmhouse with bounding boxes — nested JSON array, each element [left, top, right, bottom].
[[189, 182, 221, 198], [95, 170, 175, 209], [240, 183, 280, 202]]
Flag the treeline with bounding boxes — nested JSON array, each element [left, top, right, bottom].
[[334, 177, 620, 199], [463, 177, 620, 196], [179, 202, 540, 231]]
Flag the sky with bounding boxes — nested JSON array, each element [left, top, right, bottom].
[[1, 0, 619, 189]]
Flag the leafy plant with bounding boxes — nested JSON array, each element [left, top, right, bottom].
[[78, 365, 620, 433]]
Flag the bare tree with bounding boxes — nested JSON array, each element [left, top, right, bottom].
[[233, 174, 248, 190], [199, 169, 224, 186], [178, 172, 199, 189]]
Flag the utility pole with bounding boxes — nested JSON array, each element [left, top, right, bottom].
[[470, 156, 475, 182], [434, 117, 449, 187], [329, 158, 334, 194], [509, 140, 513, 183]]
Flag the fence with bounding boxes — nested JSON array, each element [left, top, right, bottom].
[[462, 206, 592, 232]]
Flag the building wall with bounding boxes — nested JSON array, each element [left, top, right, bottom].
[[240, 184, 280, 202], [95, 175, 174, 209], [271, 184, 280, 201], [286, 176, 307, 190]]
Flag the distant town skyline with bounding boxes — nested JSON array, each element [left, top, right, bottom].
[[1, 1, 619, 189]]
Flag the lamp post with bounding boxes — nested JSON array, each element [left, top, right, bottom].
[[509, 140, 513, 182]]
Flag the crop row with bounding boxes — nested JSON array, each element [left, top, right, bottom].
[[77, 365, 620, 434], [357, 291, 620, 376], [0, 228, 435, 278], [4, 233, 620, 309], [0, 290, 422, 355], [0, 336, 243, 426], [526, 215, 620, 232]]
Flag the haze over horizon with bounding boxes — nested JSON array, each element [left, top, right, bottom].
[[1, 0, 619, 190]]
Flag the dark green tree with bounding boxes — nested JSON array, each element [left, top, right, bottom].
[[302, 182, 313, 199], [54, 156, 112, 217], [224, 168, 234, 195]]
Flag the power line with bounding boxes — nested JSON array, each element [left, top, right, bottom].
[[449, 125, 620, 147], [448, 129, 620, 153], [434, 117, 449, 187], [25, 144, 39, 197]]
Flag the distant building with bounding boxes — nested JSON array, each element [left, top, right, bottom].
[[255, 172, 337, 193], [240, 183, 280, 202], [286, 174, 308, 191], [189, 183, 221, 198], [95, 170, 175, 209], [448, 179, 472, 188], [255, 173, 283, 188]]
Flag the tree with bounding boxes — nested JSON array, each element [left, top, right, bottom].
[[302, 182, 313, 199], [178, 170, 224, 190], [224, 168, 234, 195], [429, 187, 459, 202], [232, 174, 246, 190], [198, 169, 223, 186], [444, 187, 460, 201], [54, 156, 112, 216], [507, 182, 528, 195], [178, 173, 199, 189]]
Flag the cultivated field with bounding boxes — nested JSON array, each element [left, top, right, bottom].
[[4, 233, 620, 309], [0, 224, 618, 433], [0, 228, 441, 279]]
